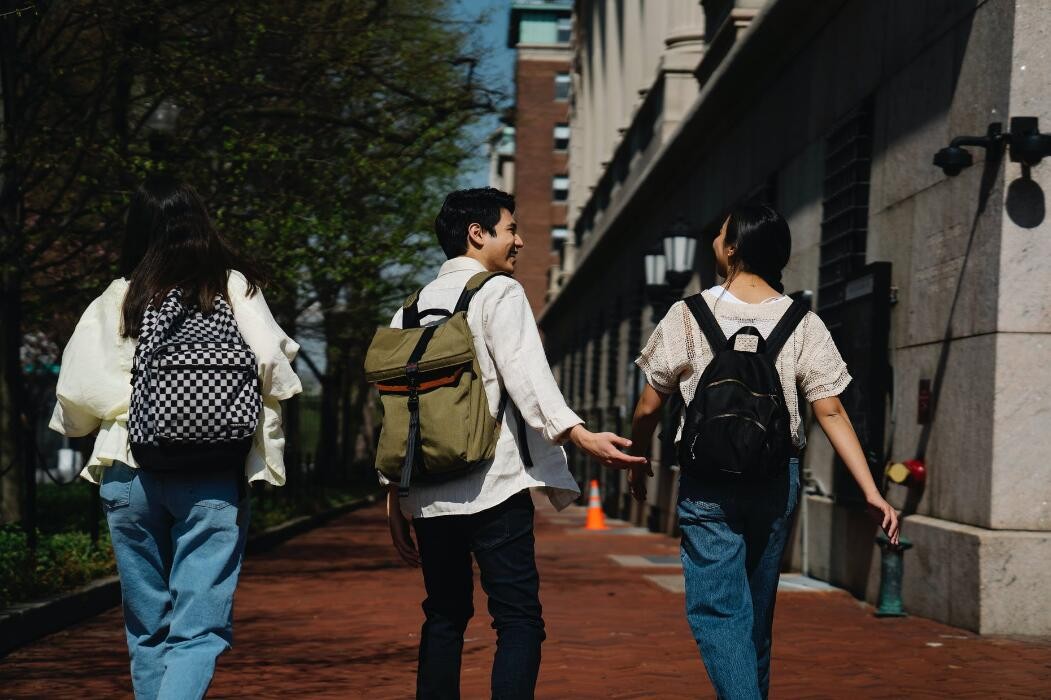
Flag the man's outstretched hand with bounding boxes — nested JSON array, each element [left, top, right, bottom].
[[568, 425, 649, 469]]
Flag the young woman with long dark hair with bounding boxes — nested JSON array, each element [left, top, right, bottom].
[[50, 174, 301, 699], [629, 202, 898, 699]]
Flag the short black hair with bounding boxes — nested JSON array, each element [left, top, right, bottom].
[[434, 187, 515, 259]]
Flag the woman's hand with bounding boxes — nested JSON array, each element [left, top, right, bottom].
[[866, 492, 900, 545], [626, 384, 668, 502], [568, 425, 649, 469], [386, 486, 420, 567], [628, 461, 653, 502]]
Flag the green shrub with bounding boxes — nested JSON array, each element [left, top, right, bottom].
[[0, 526, 34, 608], [32, 530, 116, 595], [0, 525, 115, 609], [36, 481, 105, 534]]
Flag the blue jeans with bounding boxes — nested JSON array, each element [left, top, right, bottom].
[[101, 462, 250, 700], [412, 490, 545, 700], [677, 458, 800, 700]]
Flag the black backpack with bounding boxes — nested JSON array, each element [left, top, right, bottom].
[[128, 288, 261, 472], [678, 294, 809, 480]]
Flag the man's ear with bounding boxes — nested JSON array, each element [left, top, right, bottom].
[[466, 222, 486, 249]]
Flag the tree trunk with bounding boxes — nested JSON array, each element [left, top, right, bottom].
[[0, 267, 24, 524], [339, 355, 353, 482], [316, 341, 344, 485], [0, 11, 24, 524]]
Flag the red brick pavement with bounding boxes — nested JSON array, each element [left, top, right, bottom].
[[3, 496, 1051, 699]]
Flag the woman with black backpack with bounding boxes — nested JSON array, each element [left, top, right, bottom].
[[629, 203, 898, 700], [50, 174, 301, 699]]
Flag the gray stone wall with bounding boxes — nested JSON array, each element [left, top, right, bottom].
[[545, 0, 1051, 633]]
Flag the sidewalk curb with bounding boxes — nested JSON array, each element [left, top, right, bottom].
[[0, 492, 381, 658]]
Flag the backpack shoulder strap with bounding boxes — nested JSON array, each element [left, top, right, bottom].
[[453, 271, 512, 314], [401, 288, 424, 329], [764, 300, 810, 359], [684, 293, 727, 352]]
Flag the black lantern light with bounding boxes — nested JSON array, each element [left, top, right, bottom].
[[663, 227, 697, 291], [644, 220, 697, 322], [934, 117, 1051, 176]]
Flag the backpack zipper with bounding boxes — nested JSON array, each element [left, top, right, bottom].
[[705, 378, 780, 400], [154, 362, 254, 370], [707, 413, 769, 431]]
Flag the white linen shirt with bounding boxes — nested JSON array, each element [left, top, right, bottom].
[[49, 271, 303, 486], [383, 256, 583, 518]]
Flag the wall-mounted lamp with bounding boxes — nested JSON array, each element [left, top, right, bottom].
[[644, 221, 697, 322], [934, 117, 1051, 176], [933, 123, 1002, 176], [1006, 116, 1051, 167]]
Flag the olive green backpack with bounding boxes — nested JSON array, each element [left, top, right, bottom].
[[364, 271, 531, 497]]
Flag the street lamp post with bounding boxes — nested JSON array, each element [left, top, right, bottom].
[[641, 222, 697, 532]]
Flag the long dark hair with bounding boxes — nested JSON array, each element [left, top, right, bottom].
[[723, 202, 792, 294], [120, 174, 265, 337]]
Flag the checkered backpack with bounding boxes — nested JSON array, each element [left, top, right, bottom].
[[128, 288, 261, 471]]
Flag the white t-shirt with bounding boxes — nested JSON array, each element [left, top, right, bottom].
[[707, 284, 787, 306]]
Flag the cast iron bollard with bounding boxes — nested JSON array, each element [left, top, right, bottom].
[[875, 533, 913, 617]]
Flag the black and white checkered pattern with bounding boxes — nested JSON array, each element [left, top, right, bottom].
[[129, 288, 261, 448]]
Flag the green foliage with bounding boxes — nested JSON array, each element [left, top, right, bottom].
[[2, 0, 501, 483], [4, 0, 497, 334], [35, 481, 104, 534], [0, 525, 116, 609]]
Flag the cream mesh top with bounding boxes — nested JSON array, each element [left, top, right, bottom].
[[635, 289, 852, 447]]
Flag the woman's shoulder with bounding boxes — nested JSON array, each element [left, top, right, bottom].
[[101, 277, 128, 300], [82, 278, 128, 317], [226, 269, 251, 295], [798, 308, 833, 339]]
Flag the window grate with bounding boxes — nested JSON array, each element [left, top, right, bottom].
[[819, 100, 873, 312]]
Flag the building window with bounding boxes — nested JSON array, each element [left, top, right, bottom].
[[556, 17, 572, 44], [554, 72, 570, 101], [551, 226, 568, 252], [552, 175, 569, 202], [553, 123, 570, 151], [819, 99, 873, 312]]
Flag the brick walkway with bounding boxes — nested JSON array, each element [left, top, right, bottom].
[[3, 496, 1051, 699]]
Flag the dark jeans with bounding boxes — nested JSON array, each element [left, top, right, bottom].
[[412, 490, 545, 700], [677, 458, 800, 700]]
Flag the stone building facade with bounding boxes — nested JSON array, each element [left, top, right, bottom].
[[500, 1, 574, 316], [540, 0, 1051, 635]]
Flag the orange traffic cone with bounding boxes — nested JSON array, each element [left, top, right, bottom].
[[584, 479, 608, 530]]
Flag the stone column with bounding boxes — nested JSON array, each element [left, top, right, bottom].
[[660, 0, 705, 140]]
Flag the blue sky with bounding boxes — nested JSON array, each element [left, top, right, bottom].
[[449, 0, 517, 188]]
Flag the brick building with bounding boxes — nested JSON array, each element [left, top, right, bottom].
[[498, 1, 573, 316]]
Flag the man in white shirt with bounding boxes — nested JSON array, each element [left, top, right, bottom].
[[384, 188, 645, 699]]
